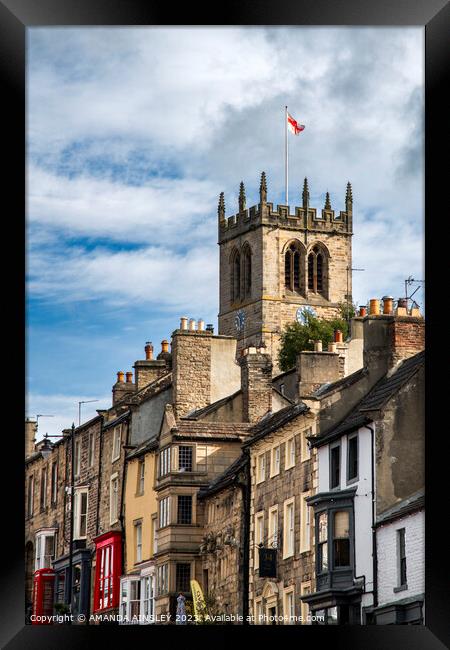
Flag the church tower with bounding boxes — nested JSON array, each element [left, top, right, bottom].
[[217, 173, 353, 373]]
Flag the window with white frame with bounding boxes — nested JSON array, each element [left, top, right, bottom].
[[120, 576, 141, 624], [268, 505, 278, 549], [270, 445, 281, 477], [88, 430, 95, 468], [300, 582, 311, 624], [135, 521, 142, 564], [141, 574, 155, 622], [151, 514, 158, 555], [301, 427, 312, 462], [300, 492, 311, 553], [110, 474, 119, 525], [74, 438, 81, 477], [157, 563, 168, 595], [159, 446, 171, 477], [285, 437, 296, 470], [254, 511, 264, 569], [74, 487, 88, 539], [284, 587, 295, 624], [137, 459, 145, 495], [159, 496, 170, 528], [283, 498, 295, 558], [35, 529, 57, 570], [256, 452, 266, 483], [112, 425, 122, 462]]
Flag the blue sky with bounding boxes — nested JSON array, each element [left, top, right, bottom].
[[26, 27, 424, 438]]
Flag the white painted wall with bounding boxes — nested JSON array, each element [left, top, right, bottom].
[[376, 509, 425, 606], [316, 425, 375, 609]]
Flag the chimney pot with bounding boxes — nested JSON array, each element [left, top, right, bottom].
[[197, 319, 205, 331], [369, 299, 380, 316], [188, 318, 196, 331], [314, 340, 323, 352], [359, 305, 367, 317], [180, 317, 188, 330], [161, 339, 169, 353], [126, 371, 133, 383], [144, 341, 154, 360], [398, 298, 408, 309], [117, 371, 124, 383], [328, 342, 337, 353], [334, 330, 343, 343], [382, 296, 394, 315]]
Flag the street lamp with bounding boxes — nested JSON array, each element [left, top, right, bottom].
[[39, 423, 76, 623], [78, 399, 99, 426]]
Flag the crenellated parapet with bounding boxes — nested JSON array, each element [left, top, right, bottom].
[[218, 173, 353, 243]]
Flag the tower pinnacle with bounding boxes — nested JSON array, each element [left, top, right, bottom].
[[324, 191, 331, 210], [259, 172, 267, 204], [218, 192, 225, 222], [239, 181, 246, 212], [302, 177, 310, 209]]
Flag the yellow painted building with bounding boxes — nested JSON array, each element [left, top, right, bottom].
[[121, 438, 159, 624]]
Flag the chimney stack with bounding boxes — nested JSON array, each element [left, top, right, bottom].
[[25, 418, 37, 458], [239, 348, 273, 422], [113, 370, 135, 405], [145, 341, 153, 360]]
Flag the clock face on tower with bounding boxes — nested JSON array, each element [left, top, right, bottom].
[[235, 310, 245, 333], [296, 306, 317, 325]]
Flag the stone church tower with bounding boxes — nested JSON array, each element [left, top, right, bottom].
[[218, 173, 353, 372]]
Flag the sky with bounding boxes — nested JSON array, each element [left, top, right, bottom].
[[26, 26, 424, 439]]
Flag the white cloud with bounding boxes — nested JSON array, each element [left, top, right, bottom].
[[26, 392, 111, 440]]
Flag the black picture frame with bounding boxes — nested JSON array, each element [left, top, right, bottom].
[[1, 1, 448, 648]]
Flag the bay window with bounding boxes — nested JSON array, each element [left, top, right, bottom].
[[35, 529, 57, 570], [159, 496, 170, 528], [157, 563, 168, 595], [317, 512, 328, 572], [333, 511, 350, 567], [177, 495, 192, 524], [159, 446, 171, 477], [178, 445, 193, 472], [175, 563, 191, 592], [141, 574, 155, 621]]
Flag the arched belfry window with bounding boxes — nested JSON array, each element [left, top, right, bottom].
[[284, 242, 303, 293], [231, 249, 241, 303], [242, 244, 252, 298], [308, 244, 327, 295]]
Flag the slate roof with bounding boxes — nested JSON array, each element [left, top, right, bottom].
[[376, 489, 425, 526], [310, 351, 424, 448], [242, 402, 309, 448], [197, 453, 248, 499], [172, 420, 252, 441]]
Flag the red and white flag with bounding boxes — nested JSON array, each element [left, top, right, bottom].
[[287, 113, 305, 135]]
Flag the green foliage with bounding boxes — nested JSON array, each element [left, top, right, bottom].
[[278, 312, 349, 372], [338, 300, 357, 321]]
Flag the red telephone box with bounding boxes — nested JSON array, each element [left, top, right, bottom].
[[32, 568, 56, 624]]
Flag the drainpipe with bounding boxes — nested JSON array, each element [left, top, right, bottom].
[[363, 424, 378, 609], [238, 449, 251, 624], [96, 418, 104, 537], [119, 420, 129, 579]]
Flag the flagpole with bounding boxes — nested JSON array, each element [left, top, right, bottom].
[[285, 105, 288, 205]]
